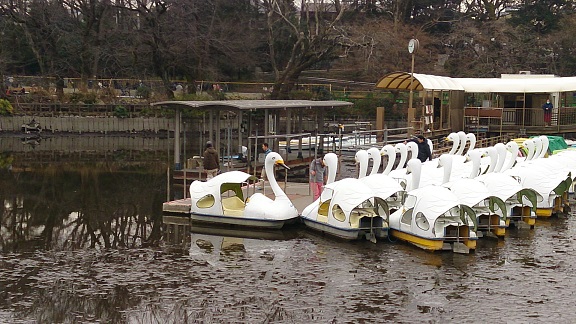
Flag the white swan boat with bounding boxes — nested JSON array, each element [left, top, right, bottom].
[[189, 152, 299, 229], [433, 152, 508, 238], [473, 146, 539, 229], [388, 159, 478, 253], [300, 153, 389, 242], [502, 140, 571, 217]]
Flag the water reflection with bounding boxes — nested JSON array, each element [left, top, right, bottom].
[[0, 167, 165, 253]]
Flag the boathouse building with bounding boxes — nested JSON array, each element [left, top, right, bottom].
[[376, 72, 576, 137]]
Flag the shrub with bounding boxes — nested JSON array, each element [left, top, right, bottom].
[[82, 92, 98, 104], [0, 99, 14, 115], [69, 92, 98, 104], [289, 90, 314, 100], [136, 85, 151, 99], [114, 105, 129, 118]]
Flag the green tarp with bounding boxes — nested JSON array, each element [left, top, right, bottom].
[[544, 135, 568, 154], [515, 135, 569, 156]]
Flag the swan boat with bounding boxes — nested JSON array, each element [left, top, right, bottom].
[[189, 152, 299, 229], [300, 153, 390, 242], [438, 152, 508, 238], [389, 159, 478, 254], [502, 140, 571, 217], [474, 146, 539, 229]]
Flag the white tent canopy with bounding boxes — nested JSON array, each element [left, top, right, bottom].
[[455, 76, 576, 93]]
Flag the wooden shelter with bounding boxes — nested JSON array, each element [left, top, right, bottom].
[[151, 100, 353, 170]]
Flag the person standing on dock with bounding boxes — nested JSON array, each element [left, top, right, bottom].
[[309, 155, 327, 201], [203, 141, 219, 180], [407, 135, 433, 163], [542, 99, 553, 126], [259, 143, 272, 189]]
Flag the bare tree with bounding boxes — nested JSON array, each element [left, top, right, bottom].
[[262, 0, 347, 99], [463, 0, 512, 20]]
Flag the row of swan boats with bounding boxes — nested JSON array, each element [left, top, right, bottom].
[[187, 131, 575, 254]]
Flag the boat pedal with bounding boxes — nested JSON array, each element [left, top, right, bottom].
[[365, 232, 377, 243], [452, 242, 470, 254], [516, 221, 530, 230], [484, 231, 498, 239], [477, 231, 484, 238], [442, 243, 452, 251]]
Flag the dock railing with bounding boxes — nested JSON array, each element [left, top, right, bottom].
[[464, 106, 576, 134]]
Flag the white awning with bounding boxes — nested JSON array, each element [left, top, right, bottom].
[[376, 72, 576, 93], [455, 76, 576, 93]]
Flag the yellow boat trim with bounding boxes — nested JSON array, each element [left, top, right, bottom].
[[491, 227, 506, 237], [536, 208, 553, 217], [390, 229, 444, 250], [465, 239, 476, 250], [522, 216, 536, 226]]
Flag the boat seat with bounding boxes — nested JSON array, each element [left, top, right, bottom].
[[349, 208, 377, 228], [317, 200, 330, 223], [222, 196, 245, 217]]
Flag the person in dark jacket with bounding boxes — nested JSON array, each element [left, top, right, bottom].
[[409, 135, 433, 163], [203, 141, 219, 180], [542, 99, 553, 126]]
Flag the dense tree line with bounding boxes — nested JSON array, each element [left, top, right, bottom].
[[0, 0, 574, 99]]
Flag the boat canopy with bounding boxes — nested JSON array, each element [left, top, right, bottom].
[[323, 178, 376, 216], [190, 170, 257, 200], [376, 72, 576, 93]]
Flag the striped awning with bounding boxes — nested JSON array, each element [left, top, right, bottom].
[[375, 72, 464, 91]]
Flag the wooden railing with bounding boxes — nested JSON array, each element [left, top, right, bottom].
[[464, 106, 576, 134]]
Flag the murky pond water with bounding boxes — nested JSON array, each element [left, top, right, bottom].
[[1, 149, 576, 322]]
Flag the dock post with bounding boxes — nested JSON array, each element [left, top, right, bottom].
[[174, 108, 182, 170]]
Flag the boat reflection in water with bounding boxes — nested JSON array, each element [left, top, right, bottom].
[[162, 215, 299, 256]]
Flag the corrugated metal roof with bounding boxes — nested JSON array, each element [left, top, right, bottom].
[[151, 99, 353, 110]]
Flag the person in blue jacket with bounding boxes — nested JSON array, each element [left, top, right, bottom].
[[542, 99, 553, 126]]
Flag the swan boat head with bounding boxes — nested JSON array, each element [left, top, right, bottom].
[[380, 144, 396, 175], [367, 147, 382, 175], [405, 141, 419, 162], [355, 149, 369, 178], [323, 152, 339, 184], [456, 131, 468, 155], [445, 132, 460, 155], [465, 133, 476, 153]]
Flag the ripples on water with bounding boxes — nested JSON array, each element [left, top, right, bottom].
[[2, 159, 576, 322], [3, 210, 576, 323]]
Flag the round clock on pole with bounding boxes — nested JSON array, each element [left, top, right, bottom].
[[408, 38, 419, 54], [407, 38, 419, 136]]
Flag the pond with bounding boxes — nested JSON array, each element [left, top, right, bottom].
[[1, 145, 575, 322]]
